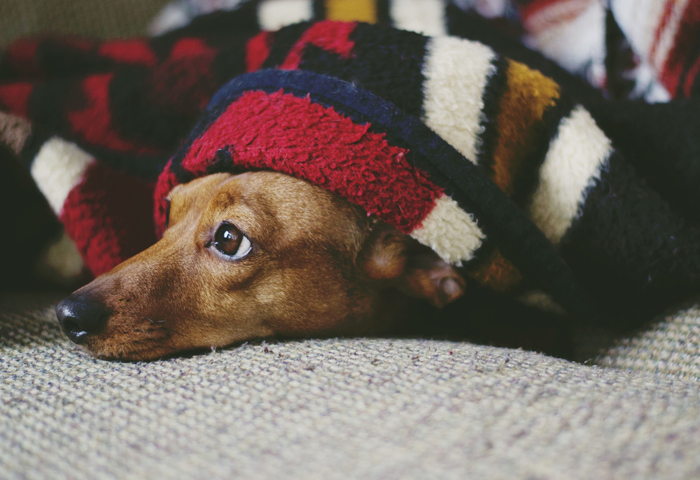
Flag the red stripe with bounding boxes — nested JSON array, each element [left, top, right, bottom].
[[280, 21, 357, 70], [98, 40, 157, 66], [246, 31, 272, 72], [169, 38, 216, 60], [650, 0, 677, 64], [67, 74, 159, 154], [61, 37, 95, 52], [6, 38, 38, 61], [154, 161, 177, 238], [661, 0, 700, 96], [4, 39, 40, 77], [60, 162, 157, 276], [518, 0, 587, 23], [683, 53, 700, 96], [0, 83, 32, 118], [171, 90, 442, 235]]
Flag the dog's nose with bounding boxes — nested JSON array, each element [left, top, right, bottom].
[[56, 294, 110, 344]]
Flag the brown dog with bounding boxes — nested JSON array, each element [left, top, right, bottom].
[[56, 171, 467, 360]]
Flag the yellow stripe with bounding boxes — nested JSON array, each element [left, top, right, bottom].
[[491, 60, 560, 197], [325, 0, 377, 23]]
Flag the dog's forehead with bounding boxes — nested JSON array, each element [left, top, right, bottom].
[[168, 172, 233, 207], [206, 171, 368, 246], [208, 172, 341, 218], [167, 171, 368, 252]]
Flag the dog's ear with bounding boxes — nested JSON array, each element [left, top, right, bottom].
[[361, 226, 466, 308]]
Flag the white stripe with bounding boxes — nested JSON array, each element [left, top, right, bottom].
[[390, 0, 446, 36], [411, 195, 484, 265], [30, 137, 94, 215], [33, 231, 84, 285], [528, 105, 612, 245], [523, 1, 606, 77], [612, 0, 689, 71], [149, 3, 198, 36], [651, 0, 690, 72], [611, 0, 668, 58], [257, 0, 313, 31], [422, 36, 496, 165]]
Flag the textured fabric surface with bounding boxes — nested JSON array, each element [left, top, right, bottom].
[[596, 300, 700, 382], [3, 292, 700, 479], [147, 0, 676, 102], [0, 0, 170, 49]]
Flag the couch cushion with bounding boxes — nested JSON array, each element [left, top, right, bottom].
[[2, 292, 700, 479], [0, 0, 170, 49], [594, 300, 700, 382]]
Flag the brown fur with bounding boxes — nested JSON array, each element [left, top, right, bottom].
[[69, 172, 466, 360]]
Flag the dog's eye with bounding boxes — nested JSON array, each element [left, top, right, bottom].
[[212, 223, 252, 260]]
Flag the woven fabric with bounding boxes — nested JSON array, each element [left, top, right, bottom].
[[2, 292, 700, 480], [596, 298, 700, 382]]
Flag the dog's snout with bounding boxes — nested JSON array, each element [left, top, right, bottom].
[[56, 294, 110, 344]]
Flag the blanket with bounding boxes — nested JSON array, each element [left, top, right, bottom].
[[3, 3, 700, 328], [148, 0, 700, 102]]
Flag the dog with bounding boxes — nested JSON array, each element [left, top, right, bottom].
[[25, 16, 700, 361], [56, 171, 467, 360]]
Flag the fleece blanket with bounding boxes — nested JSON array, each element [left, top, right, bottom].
[[3, 3, 700, 328], [149, 0, 700, 102]]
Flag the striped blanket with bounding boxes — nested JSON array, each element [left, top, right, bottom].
[[3, 6, 700, 327]]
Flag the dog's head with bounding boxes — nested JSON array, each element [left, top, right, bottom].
[[56, 171, 466, 360]]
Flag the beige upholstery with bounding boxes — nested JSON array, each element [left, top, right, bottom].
[[594, 302, 700, 381], [0, 0, 170, 48], [2, 292, 700, 479]]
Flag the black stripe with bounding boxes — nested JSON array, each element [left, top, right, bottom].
[[376, 0, 391, 25], [691, 63, 700, 97], [81, 146, 168, 180], [261, 22, 310, 68], [475, 56, 508, 177], [27, 79, 73, 142], [109, 66, 196, 151], [36, 41, 111, 78], [604, 7, 636, 100], [298, 23, 428, 118], [313, 0, 326, 19], [212, 42, 249, 91], [18, 126, 52, 171]]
